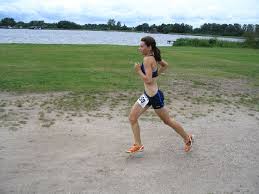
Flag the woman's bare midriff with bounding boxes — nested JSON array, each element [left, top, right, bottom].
[[144, 77, 158, 97]]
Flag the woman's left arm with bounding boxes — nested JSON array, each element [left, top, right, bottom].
[[157, 59, 169, 75]]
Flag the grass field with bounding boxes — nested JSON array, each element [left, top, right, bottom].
[[0, 44, 258, 92], [0, 44, 258, 111]]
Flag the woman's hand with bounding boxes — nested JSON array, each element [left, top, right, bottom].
[[157, 59, 168, 75], [134, 62, 141, 73]]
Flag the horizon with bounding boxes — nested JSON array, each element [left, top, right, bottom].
[[1, 17, 258, 29], [0, 0, 258, 28]]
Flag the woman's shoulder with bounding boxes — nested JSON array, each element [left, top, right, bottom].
[[143, 55, 156, 63]]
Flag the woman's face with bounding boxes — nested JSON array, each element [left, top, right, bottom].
[[138, 41, 151, 55]]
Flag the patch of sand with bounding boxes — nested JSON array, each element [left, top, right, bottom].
[[0, 84, 258, 193]]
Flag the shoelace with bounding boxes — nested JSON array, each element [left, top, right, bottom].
[[129, 145, 141, 151]]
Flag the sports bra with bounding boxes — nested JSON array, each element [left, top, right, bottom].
[[140, 54, 158, 78]]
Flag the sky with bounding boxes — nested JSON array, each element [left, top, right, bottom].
[[0, 0, 258, 27]]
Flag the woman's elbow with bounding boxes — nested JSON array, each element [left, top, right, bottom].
[[164, 62, 169, 68]]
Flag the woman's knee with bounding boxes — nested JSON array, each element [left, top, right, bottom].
[[162, 117, 172, 126], [128, 114, 138, 124]]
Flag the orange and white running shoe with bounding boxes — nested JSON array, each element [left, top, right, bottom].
[[184, 134, 194, 152], [126, 143, 144, 153]]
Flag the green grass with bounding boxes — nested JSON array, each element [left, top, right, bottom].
[[0, 44, 258, 92], [164, 46, 259, 82]]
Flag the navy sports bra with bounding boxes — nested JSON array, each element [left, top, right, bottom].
[[140, 55, 158, 78], [141, 63, 158, 78]]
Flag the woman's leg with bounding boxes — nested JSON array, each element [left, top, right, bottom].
[[128, 101, 150, 146], [154, 106, 189, 142]]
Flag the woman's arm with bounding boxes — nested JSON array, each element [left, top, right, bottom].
[[157, 59, 169, 75], [134, 57, 153, 84]]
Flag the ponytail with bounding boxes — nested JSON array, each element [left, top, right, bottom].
[[153, 46, 161, 62], [141, 36, 162, 62]]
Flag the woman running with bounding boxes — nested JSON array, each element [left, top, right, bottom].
[[126, 36, 193, 154]]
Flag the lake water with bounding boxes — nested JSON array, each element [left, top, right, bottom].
[[0, 29, 243, 46]]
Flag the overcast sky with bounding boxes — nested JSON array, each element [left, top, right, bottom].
[[0, 0, 258, 27]]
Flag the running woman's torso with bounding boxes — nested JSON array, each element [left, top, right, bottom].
[[141, 55, 159, 97]]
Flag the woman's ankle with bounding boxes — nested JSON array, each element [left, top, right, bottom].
[[134, 142, 142, 146]]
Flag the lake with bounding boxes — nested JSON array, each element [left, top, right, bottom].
[[0, 29, 243, 46]]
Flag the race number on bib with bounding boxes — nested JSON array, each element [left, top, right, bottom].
[[137, 93, 149, 108]]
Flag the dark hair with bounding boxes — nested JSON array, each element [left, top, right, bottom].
[[141, 36, 161, 62]]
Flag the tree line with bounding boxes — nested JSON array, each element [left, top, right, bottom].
[[0, 17, 258, 37]]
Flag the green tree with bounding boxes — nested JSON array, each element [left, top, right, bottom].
[[116, 21, 121, 30], [149, 24, 158, 33], [135, 23, 149, 32], [161, 24, 172, 34], [107, 19, 116, 26], [246, 24, 255, 33], [15, 21, 25, 28], [57, 21, 81, 29], [116, 21, 121, 27], [0, 17, 16, 27], [121, 24, 128, 31], [233, 23, 243, 36], [29, 20, 44, 27]]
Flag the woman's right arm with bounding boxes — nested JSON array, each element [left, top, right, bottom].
[[158, 59, 168, 75]]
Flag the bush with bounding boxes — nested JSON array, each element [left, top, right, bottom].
[[173, 38, 248, 48], [243, 32, 259, 49]]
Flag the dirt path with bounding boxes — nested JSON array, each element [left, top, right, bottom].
[[0, 90, 258, 194]]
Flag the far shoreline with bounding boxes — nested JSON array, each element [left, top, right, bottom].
[[0, 28, 245, 40]]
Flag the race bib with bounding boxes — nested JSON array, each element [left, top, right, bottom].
[[137, 93, 149, 108]]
